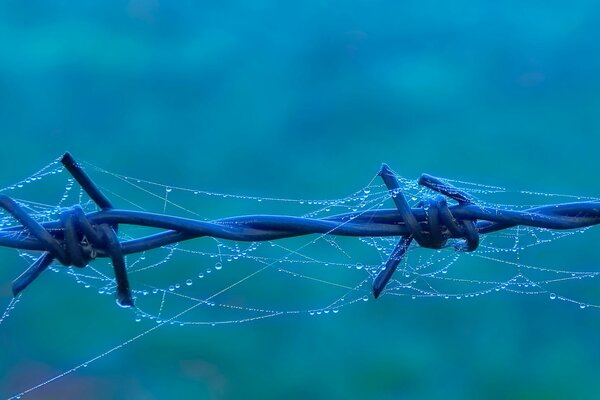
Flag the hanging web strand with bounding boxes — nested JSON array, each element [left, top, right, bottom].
[[0, 153, 599, 329], [1, 153, 600, 397]]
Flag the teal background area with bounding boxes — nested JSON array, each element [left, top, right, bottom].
[[0, 1, 599, 399]]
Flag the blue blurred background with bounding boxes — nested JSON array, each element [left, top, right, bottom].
[[0, 1, 599, 399]]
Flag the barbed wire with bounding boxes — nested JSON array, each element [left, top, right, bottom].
[[0, 153, 598, 306]]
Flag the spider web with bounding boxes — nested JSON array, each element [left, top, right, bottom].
[[0, 156, 599, 398]]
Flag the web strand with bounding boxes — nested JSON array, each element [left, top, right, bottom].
[[1, 155, 599, 397]]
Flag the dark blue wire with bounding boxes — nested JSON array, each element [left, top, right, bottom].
[[0, 153, 598, 306]]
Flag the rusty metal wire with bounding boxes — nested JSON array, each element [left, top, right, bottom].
[[1, 153, 598, 307]]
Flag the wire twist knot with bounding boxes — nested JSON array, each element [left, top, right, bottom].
[[1, 153, 133, 307]]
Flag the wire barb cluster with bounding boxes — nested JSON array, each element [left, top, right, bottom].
[[0, 153, 599, 307]]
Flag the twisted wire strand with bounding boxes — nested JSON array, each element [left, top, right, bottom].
[[0, 153, 599, 307]]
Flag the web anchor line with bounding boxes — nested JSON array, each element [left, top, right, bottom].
[[0, 153, 598, 307]]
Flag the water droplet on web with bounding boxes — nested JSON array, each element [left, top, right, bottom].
[[215, 262, 222, 270], [168, 285, 175, 291], [198, 273, 204, 278], [549, 293, 556, 300], [363, 188, 371, 194], [166, 187, 172, 193], [186, 279, 193, 286]]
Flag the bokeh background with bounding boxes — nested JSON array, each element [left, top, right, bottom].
[[1, 1, 600, 399]]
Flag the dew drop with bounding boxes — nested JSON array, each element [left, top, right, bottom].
[[549, 293, 556, 300], [186, 279, 193, 286], [215, 262, 222, 270], [168, 285, 175, 291]]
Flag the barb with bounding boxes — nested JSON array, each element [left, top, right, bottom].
[[0, 153, 599, 306]]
